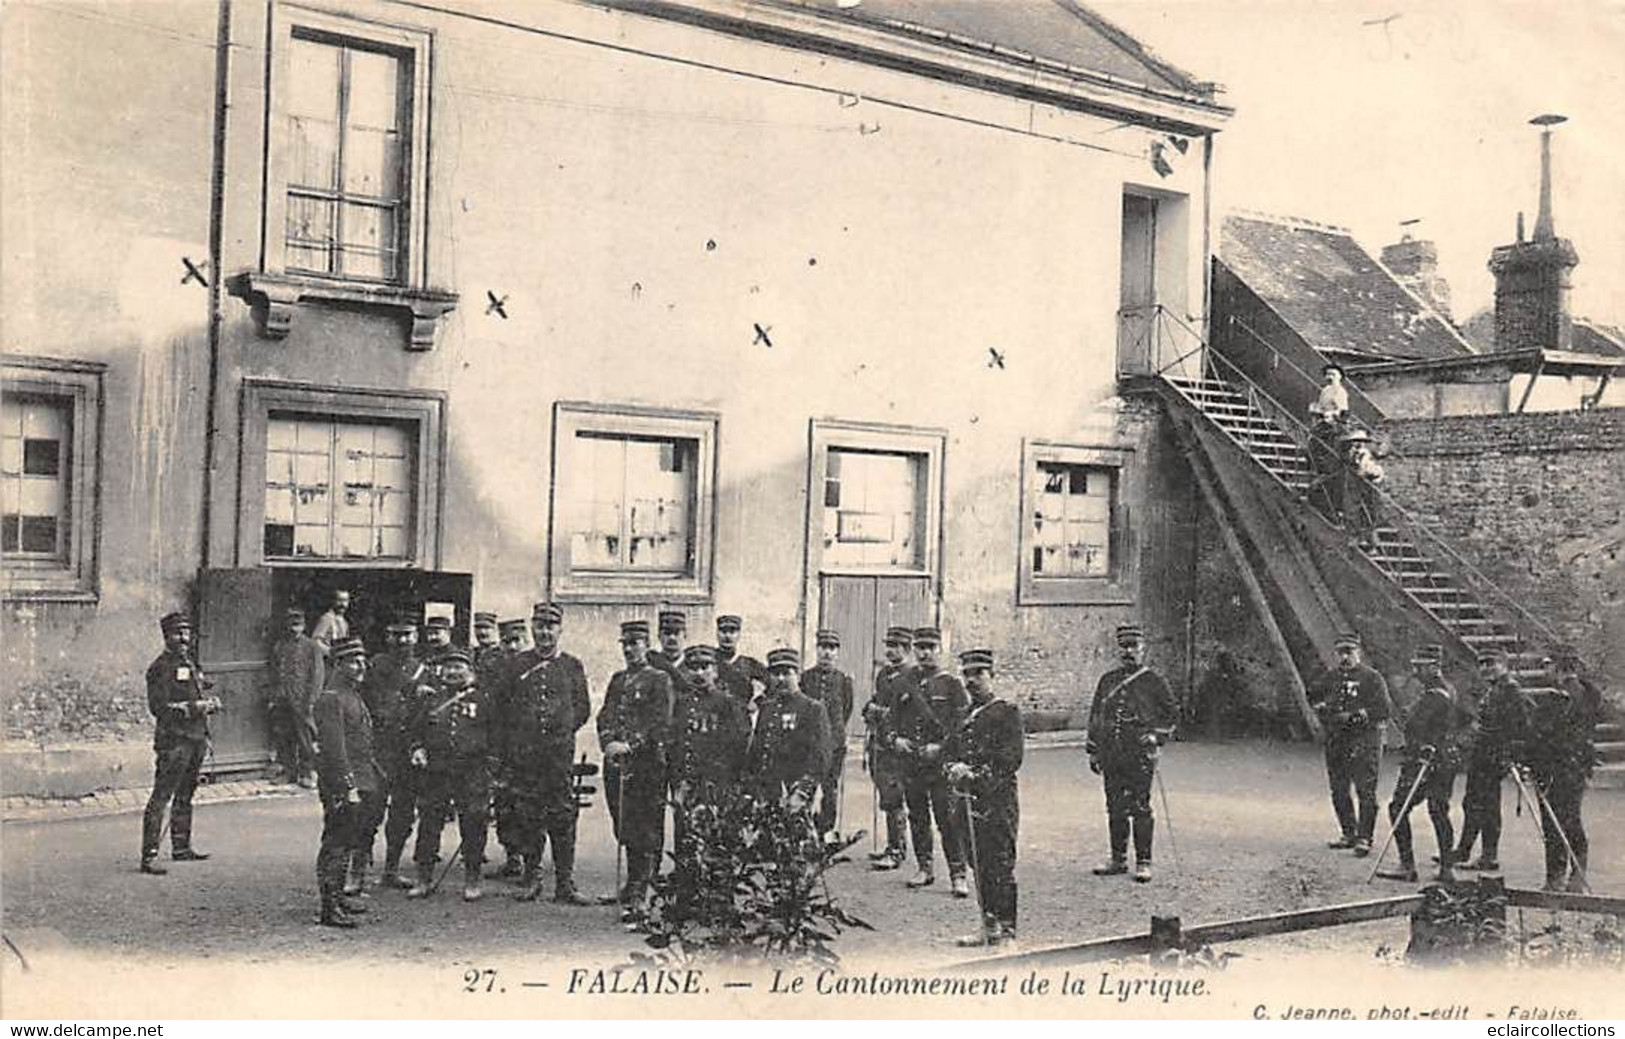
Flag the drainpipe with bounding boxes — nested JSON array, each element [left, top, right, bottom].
[[201, 0, 232, 570]]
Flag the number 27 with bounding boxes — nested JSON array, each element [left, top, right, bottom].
[[464, 968, 498, 993]]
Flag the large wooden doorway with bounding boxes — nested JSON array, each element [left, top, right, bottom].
[[817, 575, 931, 735]]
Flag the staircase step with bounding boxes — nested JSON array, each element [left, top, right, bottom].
[[1458, 633, 1521, 646], [1592, 763, 1625, 790], [1396, 572, 1467, 587], [1407, 587, 1470, 601], [1598, 742, 1625, 765], [1596, 722, 1624, 741]]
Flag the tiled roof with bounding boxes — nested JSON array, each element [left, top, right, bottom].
[[1220, 212, 1476, 362], [761, 0, 1215, 99], [1574, 318, 1625, 358]]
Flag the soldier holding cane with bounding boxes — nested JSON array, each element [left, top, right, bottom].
[[945, 648, 1023, 948], [597, 619, 673, 925], [1374, 645, 1468, 883], [1087, 624, 1177, 883]]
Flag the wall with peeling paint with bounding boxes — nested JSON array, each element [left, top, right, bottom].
[[4, 0, 1217, 763], [1, 2, 216, 739]]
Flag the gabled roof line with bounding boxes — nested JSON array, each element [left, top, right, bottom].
[[1227, 208, 1353, 236], [1366, 251, 1481, 357]]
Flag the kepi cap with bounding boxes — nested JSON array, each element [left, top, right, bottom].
[[716, 614, 742, 631], [330, 636, 366, 662], [766, 647, 800, 671], [815, 629, 841, 648], [159, 611, 192, 635], [883, 626, 914, 646], [912, 626, 941, 646], [532, 602, 564, 625], [682, 645, 718, 668], [473, 611, 498, 628], [658, 610, 687, 633], [437, 647, 473, 666], [620, 619, 650, 642], [959, 648, 995, 671], [1333, 632, 1363, 649], [424, 615, 453, 631], [1115, 624, 1145, 646]]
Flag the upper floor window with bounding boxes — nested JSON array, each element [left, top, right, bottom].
[[822, 448, 927, 570], [266, 7, 430, 288], [2, 357, 104, 600], [285, 35, 408, 282], [263, 415, 414, 561], [1018, 440, 1135, 605]]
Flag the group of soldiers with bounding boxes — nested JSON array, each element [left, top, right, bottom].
[[1308, 632, 1600, 892], [137, 594, 1603, 949]]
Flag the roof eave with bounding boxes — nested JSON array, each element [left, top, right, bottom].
[[1345, 348, 1624, 377], [596, 0, 1234, 135]]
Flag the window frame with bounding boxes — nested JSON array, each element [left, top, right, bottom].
[[808, 420, 944, 579], [239, 380, 445, 570], [264, 4, 431, 290], [1017, 439, 1136, 606], [548, 402, 719, 605], [1, 355, 104, 601]]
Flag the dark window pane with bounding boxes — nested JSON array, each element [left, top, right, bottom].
[[1, 515, 19, 552], [23, 438, 60, 476], [1070, 467, 1089, 495], [1033, 545, 1044, 574], [824, 479, 840, 509], [19, 515, 57, 553], [264, 523, 295, 558]]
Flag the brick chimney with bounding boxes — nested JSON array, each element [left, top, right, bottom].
[[1487, 115, 1578, 352], [1382, 221, 1452, 319]]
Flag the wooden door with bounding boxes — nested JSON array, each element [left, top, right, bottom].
[[196, 568, 275, 770], [1118, 193, 1158, 375], [818, 574, 931, 735]]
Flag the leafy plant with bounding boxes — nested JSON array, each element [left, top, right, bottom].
[[634, 792, 873, 966]]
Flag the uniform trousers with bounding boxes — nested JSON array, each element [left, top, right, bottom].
[[270, 699, 317, 778], [816, 754, 846, 834], [1323, 727, 1381, 843], [1387, 756, 1455, 867], [1456, 757, 1504, 862], [960, 788, 1018, 934], [903, 765, 965, 873], [605, 757, 666, 897], [1100, 751, 1157, 863], [317, 788, 380, 902], [508, 764, 582, 886], [870, 750, 909, 855], [412, 763, 490, 870], [1532, 769, 1588, 885], [142, 739, 207, 857]]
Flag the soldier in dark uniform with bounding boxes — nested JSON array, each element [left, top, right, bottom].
[[267, 607, 323, 788], [597, 619, 674, 924], [1522, 643, 1599, 891], [716, 614, 767, 704], [649, 609, 688, 689], [472, 611, 501, 655], [404, 648, 492, 902], [140, 611, 221, 874], [313, 637, 382, 928], [1086, 624, 1178, 883], [803, 629, 856, 841], [501, 603, 595, 905], [359, 615, 428, 889], [1454, 647, 1530, 872], [421, 614, 455, 662], [1375, 644, 1469, 883], [892, 627, 970, 896], [498, 618, 529, 654], [669, 644, 750, 851], [473, 611, 522, 881], [744, 648, 831, 807], [864, 626, 915, 871], [1306, 632, 1391, 857], [945, 648, 1023, 947]]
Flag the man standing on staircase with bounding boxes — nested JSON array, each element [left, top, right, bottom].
[[1375, 644, 1468, 883], [1454, 646, 1530, 873], [1308, 632, 1390, 857], [1087, 624, 1178, 883], [1307, 364, 1350, 520], [1520, 643, 1600, 891]]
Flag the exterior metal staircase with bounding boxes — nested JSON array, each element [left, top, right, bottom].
[[1134, 306, 1619, 782]]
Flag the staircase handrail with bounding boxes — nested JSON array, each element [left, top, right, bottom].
[[1154, 308, 1563, 651]]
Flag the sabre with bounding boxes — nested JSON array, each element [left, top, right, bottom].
[[428, 839, 463, 895], [954, 787, 987, 933], [1366, 757, 1431, 884], [1508, 767, 1589, 893], [871, 784, 880, 856], [1154, 766, 1182, 877]]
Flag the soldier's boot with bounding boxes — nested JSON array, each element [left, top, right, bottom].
[[1132, 814, 1155, 880], [516, 857, 545, 903], [905, 865, 935, 889], [318, 895, 358, 930], [462, 863, 484, 903], [949, 870, 971, 899], [496, 852, 524, 881], [1375, 860, 1419, 883], [139, 849, 167, 876], [1132, 860, 1154, 884], [871, 813, 906, 870], [1565, 851, 1589, 893], [381, 843, 412, 889], [955, 918, 995, 948], [551, 829, 595, 907], [405, 863, 436, 899], [342, 852, 367, 897], [1094, 814, 1130, 875]]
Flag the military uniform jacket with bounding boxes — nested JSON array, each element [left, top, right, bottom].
[[597, 664, 673, 769], [1469, 675, 1530, 770], [499, 650, 591, 770], [314, 680, 384, 797], [1086, 665, 1177, 761], [671, 685, 750, 793], [893, 667, 969, 756], [1400, 679, 1469, 767], [147, 649, 210, 748], [361, 649, 428, 759], [269, 633, 324, 711], [801, 665, 854, 767], [474, 643, 510, 689], [1308, 663, 1391, 736], [866, 663, 915, 749], [1521, 675, 1598, 779], [718, 650, 768, 703], [745, 689, 830, 795], [947, 698, 1024, 808], [407, 680, 490, 773]]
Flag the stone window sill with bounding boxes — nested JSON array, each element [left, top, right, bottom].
[[226, 272, 458, 351]]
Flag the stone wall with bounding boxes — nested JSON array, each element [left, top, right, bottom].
[[1380, 408, 1625, 701]]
